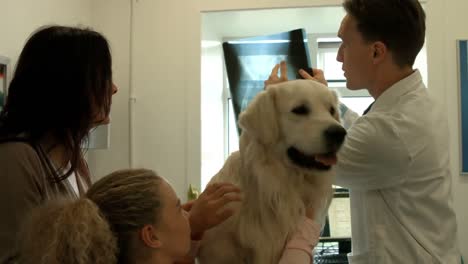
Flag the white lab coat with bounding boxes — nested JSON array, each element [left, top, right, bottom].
[[336, 70, 460, 264]]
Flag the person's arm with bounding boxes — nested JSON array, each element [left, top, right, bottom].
[[0, 143, 44, 262], [180, 219, 320, 264], [335, 115, 411, 190], [175, 182, 242, 264], [279, 218, 321, 263], [186, 182, 242, 239]]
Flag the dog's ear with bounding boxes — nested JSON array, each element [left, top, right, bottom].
[[330, 89, 340, 105], [330, 89, 342, 121], [239, 88, 279, 146]]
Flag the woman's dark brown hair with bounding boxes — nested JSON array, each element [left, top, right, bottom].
[[0, 25, 113, 183]]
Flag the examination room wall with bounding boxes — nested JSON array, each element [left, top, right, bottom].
[[0, 0, 466, 259]]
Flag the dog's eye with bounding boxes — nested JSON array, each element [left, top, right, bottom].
[[330, 106, 336, 116], [292, 105, 309, 115]]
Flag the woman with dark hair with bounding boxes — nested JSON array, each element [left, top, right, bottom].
[[0, 25, 117, 262]]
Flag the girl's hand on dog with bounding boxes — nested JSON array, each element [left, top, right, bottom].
[[185, 182, 242, 240]]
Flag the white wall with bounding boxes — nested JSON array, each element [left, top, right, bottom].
[[201, 21, 225, 189]]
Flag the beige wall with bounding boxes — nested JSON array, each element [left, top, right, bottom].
[[425, 0, 468, 258], [86, 0, 132, 179], [130, 0, 195, 200], [442, 0, 468, 260], [0, 0, 91, 72]]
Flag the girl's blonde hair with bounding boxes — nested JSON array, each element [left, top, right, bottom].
[[19, 168, 163, 264]]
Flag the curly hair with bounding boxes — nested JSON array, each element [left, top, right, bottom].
[[18, 198, 117, 264], [18, 168, 163, 264]]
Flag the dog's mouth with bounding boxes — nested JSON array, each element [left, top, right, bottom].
[[287, 147, 337, 171]]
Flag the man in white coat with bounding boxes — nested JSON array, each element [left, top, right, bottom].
[[266, 0, 461, 263]]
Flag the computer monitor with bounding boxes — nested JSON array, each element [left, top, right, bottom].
[[223, 28, 312, 134], [324, 187, 351, 238], [314, 187, 351, 262]]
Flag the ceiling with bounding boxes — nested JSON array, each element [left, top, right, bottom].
[[202, 6, 345, 41]]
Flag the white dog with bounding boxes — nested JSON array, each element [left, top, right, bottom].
[[198, 80, 346, 264]]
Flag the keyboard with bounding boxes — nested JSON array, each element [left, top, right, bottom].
[[314, 253, 348, 264]]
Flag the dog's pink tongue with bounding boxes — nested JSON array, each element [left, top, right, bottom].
[[316, 154, 337, 166]]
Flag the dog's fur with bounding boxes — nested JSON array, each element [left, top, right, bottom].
[[198, 80, 345, 264]]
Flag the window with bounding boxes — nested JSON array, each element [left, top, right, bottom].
[[226, 97, 239, 155], [316, 38, 346, 85]]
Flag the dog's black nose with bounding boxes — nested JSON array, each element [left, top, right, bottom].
[[324, 125, 347, 149]]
